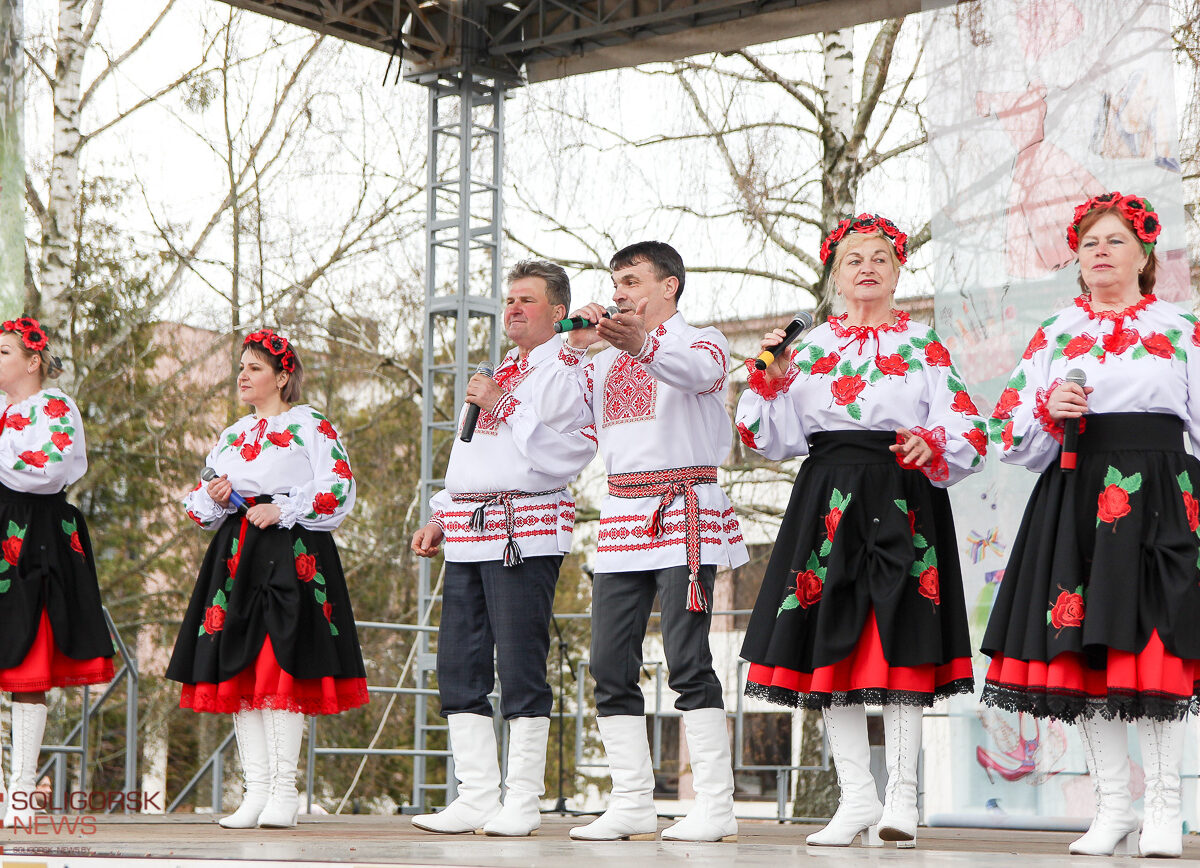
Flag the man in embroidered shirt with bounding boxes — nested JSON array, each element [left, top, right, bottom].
[[535, 241, 749, 843], [410, 260, 596, 838]]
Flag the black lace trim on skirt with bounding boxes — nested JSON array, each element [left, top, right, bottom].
[[980, 681, 1199, 723], [744, 676, 975, 710]]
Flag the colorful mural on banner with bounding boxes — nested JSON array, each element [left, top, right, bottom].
[[0, 0, 19, 314], [923, 0, 1195, 826]]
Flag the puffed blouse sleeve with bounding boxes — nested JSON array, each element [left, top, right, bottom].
[[274, 410, 356, 531], [988, 317, 1062, 472], [905, 329, 988, 487], [533, 343, 596, 434], [0, 391, 88, 494], [182, 436, 235, 531], [734, 352, 809, 462]]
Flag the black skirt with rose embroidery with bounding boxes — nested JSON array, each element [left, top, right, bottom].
[[740, 431, 974, 709], [166, 497, 367, 713], [981, 413, 1200, 722], [0, 483, 113, 671]]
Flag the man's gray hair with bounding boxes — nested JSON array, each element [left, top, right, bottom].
[[506, 259, 571, 311]]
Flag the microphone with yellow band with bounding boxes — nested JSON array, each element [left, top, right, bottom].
[[753, 311, 814, 370]]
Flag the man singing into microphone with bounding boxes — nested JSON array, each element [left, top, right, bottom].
[[536, 241, 748, 843], [410, 260, 597, 837]]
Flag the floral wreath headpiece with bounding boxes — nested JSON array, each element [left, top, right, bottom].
[[1066, 192, 1161, 255], [244, 328, 297, 373], [2, 316, 49, 352], [820, 213, 909, 265]]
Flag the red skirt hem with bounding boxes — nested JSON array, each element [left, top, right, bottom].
[[745, 609, 974, 706], [180, 635, 369, 716], [0, 609, 114, 692]]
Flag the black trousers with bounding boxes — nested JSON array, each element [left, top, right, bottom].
[[590, 565, 723, 716], [437, 555, 561, 720]]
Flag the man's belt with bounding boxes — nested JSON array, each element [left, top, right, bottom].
[[451, 487, 566, 567], [607, 466, 718, 612]]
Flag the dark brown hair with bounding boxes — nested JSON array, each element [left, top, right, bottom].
[[1075, 209, 1157, 295], [244, 343, 304, 403]]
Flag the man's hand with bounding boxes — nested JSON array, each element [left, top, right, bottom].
[[466, 373, 504, 415], [411, 522, 444, 558], [598, 298, 650, 356], [564, 303, 611, 350], [1047, 381, 1092, 421], [891, 428, 933, 468]]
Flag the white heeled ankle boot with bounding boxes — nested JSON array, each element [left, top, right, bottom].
[[257, 709, 305, 828], [6, 702, 46, 831], [413, 713, 502, 834], [1138, 717, 1185, 858], [219, 710, 271, 829], [877, 704, 921, 847], [661, 708, 738, 843], [483, 717, 550, 837], [1069, 716, 1138, 856], [807, 705, 882, 847], [569, 715, 658, 841]]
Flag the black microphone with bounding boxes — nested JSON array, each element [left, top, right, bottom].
[[553, 306, 620, 333], [201, 466, 249, 510], [1060, 368, 1087, 471], [754, 311, 815, 370], [459, 362, 495, 443]]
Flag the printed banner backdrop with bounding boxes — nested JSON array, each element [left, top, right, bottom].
[[0, 0, 19, 314], [923, 0, 1195, 825]]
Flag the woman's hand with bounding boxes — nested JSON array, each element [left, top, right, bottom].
[[206, 474, 233, 508], [246, 503, 282, 529], [1047, 381, 1093, 421], [757, 328, 792, 380], [891, 427, 932, 468]]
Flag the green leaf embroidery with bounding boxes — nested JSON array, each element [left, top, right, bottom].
[[947, 376, 964, 392], [847, 403, 862, 421], [315, 573, 326, 585], [314, 589, 327, 604], [6, 521, 18, 537], [1133, 346, 1148, 360], [214, 590, 227, 607], [894, 498, 908, 513], [838, 359, 853, 376], [1009, 370, 1027, 391], [898, 344, 912, 359], [47, 453, 63, 464], [293, 539, 307, 556], [913, 534, 928, 548], [1180, 472, 1195, 495], [819, 539, 832, 557], [778, 595, 801, 615], [1121, 473, 1143, 494], [806, 552, 820, 572], [1104, 466, 1123, 487], [869, 369, 884, 384], [330, 624, 339, 637]]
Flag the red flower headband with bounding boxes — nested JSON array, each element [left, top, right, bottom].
[[820, 213, 908, 265], [244, 328, 297, 373], [1066, 192, 1161, 255], [2, 316, 48, 352]]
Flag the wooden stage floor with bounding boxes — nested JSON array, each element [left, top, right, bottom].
[[0, 815, 1197, 866]]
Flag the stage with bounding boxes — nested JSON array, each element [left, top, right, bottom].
[[0, 815, 1196, 866]]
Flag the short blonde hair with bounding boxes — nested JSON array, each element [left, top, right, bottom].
[[824, 230, 902, 298]]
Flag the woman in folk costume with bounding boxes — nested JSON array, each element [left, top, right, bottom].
[[0, 317, 114, 828], [167, 329, 367, 829], [736, 215, 985, 848], [980, 193, 1197, 859]]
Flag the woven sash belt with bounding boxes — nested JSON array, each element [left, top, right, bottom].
[[451, 487, 567, 567]]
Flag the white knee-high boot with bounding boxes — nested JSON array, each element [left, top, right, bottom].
[[1070, 716, 1138, 856], [569, 715, 658, 841], [483, 717, 550, 837], [257, 708, 305, 828], [661, 708, 738, 842], [807, 705, 882, 847], [877, 703, 921, 846], [218, 710, 271, 829], [7, 702, 46, 830], [413, 713, 502, 834], [1138, 717, 1186, 858]]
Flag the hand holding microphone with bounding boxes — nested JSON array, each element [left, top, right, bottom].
[[460, 362, 495, 443], [752, 312, 814, 373], [202, 466, 248, 510], [562, 303, 621, 351], [554, 305, 620, 333], [1057, 368, 1090, 471]]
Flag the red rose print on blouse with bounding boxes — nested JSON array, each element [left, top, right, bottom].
[[313, 492, 339, 515], [924, 341, 951, 367], [1063, 334, 1097, 359], [1141, 332, 1174, 359], [1193, 321, 1200, 348], [204, 605, 226, 634], [918, 566, 940, 605], [793, 570, 823, 609], [951, 391, 979, 415], [317, 420, 338, 440], [240, 442, 261, 461], [19, 450, 48, 468], [1097, 485, 1131, 523], [266, 431, 293, 447], [964, 427, 988, 456], [1049, 589, 1084, 630], [1001, 421, 1015, 451], [737, 422, 758, 449], [811, 352, 840, 375], [295, 553, 317, 582], [44, 398, 70, 418], [992, 388, 1020, 420], [333, 459, 353, 479], [875, 354, 908, 376], [50, 431, 71, 451], [233, 432, 245, 448], [6, 415, 31, 431], [831, 375, 866, 406], [1023, 328, 1048, 359], [1102, 327, 1139, 356], [825, 508, 843, 542]]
